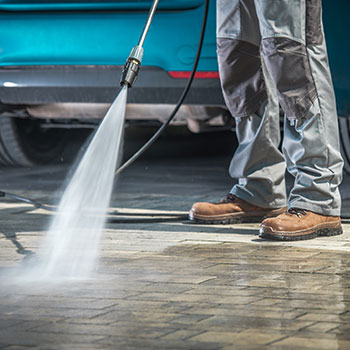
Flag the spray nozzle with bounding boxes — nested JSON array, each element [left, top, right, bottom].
[[120, 46, 144, 88]]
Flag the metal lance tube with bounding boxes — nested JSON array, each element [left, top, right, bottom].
[[137, 0, 160, 48], [120, 0, 160, 88]]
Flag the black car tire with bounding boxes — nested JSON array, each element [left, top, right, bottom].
[[0, 116, 67, 167]]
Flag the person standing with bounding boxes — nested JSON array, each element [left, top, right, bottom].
[[189, 0, 344, 241]]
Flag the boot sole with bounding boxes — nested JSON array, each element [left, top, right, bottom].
[[189, 208, 286, 225], [259, 225, 343, 241]]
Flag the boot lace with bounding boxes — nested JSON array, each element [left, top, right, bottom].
[[220, 193, 237, 203], [287, 208, 307, 218]]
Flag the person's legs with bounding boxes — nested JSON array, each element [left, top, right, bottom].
[[254, 0, 343, 239], [283, 99, 343, 216], [189, 0, 287, 223], [217, 0, 289, 207], [229, 60, 287, 209]]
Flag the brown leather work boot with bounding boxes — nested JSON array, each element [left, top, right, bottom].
[[189, 194, 286, 224], [259, 208, 343, 241]]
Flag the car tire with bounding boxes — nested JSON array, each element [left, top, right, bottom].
[[0, 117, 67, 167]]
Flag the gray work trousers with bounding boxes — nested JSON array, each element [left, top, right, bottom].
[[217, 0, 343, 216]]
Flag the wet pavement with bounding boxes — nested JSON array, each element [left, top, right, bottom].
[[1, 148, 350, 349]]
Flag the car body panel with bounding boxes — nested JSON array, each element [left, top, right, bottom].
[[0, 0, 204, 11], [0, 0, 217, 72], [0, 0, 222, 106], [0, 0, 349, 117], [0, 65, 224, 105]]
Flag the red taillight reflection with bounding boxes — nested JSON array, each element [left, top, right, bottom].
[[168, 71, 220, 79]]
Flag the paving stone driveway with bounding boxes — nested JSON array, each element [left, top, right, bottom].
[[0, 156, 350, 350]]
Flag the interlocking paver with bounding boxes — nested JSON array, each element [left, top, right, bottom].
[[302, 322, 340, 333], [296, 313, 350, 322], [271, 336, 350, 350]]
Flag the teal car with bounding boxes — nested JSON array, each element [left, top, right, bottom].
[[0, 0, 349, 169], [0, 0, 223, 166]]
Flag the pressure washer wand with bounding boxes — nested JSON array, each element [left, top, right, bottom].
[[120, 0, 160, 88], [116, 0, 210, 175]]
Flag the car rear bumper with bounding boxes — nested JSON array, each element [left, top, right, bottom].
[[0, 65, 225, 106]]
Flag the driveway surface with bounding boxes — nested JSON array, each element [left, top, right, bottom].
[[0, 138, 350, 350]]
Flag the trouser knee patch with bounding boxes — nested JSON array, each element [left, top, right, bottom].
[[217, 38, 267, 117], [262, 37, 317, 120]]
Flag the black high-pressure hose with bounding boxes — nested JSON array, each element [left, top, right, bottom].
[[0, 0, 210, 212], [117, 0, 210, 174], [0, 190, 54, 211]]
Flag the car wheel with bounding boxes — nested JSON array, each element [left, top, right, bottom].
[[0, 117, 67, 167]]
